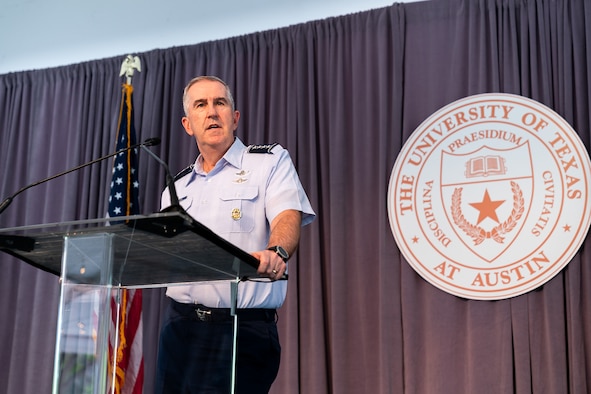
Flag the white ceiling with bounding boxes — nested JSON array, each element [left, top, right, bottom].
[[0, 0, 422, 74]]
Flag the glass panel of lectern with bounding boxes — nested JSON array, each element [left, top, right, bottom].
[[0, 211, 260, 393]]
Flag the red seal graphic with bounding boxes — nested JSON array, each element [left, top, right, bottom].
[[387, 93, 591, 300]]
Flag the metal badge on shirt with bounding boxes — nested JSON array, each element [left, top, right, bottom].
[[234, 169, 250, 184], [231, 169, 250, 220], [231, 208, 242, 220]]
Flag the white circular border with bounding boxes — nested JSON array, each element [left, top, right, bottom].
[[387, 93, 591, 300]]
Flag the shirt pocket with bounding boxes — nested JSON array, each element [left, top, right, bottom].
[[178, 195, 193, 211], [219, 186, 258, 233]]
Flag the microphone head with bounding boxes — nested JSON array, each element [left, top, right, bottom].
[[143, 137, 161, 146]]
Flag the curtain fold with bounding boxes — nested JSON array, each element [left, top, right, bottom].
[[1, 0, 591, 392]]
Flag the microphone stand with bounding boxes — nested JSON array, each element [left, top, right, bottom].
[[139, 145, 182, 210], [0, 138, 161, 216], [130, 145, 201, 237]]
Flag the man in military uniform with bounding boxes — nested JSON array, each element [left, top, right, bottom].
[[155, 75, 316, 393]]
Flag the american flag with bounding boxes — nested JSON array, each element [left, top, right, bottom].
[[107, 82, 144, 394]]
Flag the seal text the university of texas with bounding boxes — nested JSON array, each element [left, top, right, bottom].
[[388, 93, 591, 300]]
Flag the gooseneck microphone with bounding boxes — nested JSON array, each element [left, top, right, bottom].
[[0, 137, 161, 216], [139, 144, 182, 211]]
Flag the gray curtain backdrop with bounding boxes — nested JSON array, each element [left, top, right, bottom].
[[1, 0, 591, 392]]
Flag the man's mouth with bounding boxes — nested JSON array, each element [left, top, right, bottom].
[[207, 124, 220, 130]]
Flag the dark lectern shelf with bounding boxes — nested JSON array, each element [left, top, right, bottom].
[[0, 211, 260, 288]]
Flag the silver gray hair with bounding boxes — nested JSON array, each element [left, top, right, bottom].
[[182, 75, 236, 115]]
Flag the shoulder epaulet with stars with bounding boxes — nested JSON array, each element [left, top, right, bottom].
[[247, 143, 278, 154], [173, 165, 194, 182]]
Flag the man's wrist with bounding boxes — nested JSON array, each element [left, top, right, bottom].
[[267, 245, 289, 261]]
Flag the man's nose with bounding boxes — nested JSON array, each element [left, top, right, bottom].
[[206, 101, 218, 117]]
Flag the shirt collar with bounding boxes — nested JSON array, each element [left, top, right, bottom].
[[189, 137, 246, 182], [223, 137, 246, 169]]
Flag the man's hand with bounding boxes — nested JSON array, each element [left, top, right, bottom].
[[251, 249, 287, 280], [251, 209, 302, 280]]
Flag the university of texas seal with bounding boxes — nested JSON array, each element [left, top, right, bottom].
[[387, 93, 591, 300]]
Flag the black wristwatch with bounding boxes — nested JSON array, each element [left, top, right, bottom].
[[268, 245, 289, 262]]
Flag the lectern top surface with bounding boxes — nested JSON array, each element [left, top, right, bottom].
[[0, 212, 261, 287]]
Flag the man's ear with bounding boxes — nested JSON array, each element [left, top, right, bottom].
[[233, 110, 241, 131], [182, 117, 193, 136]]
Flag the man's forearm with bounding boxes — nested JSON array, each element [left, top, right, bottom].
[[267, 209, 302, 257]]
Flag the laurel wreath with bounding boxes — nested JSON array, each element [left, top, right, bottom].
[[451, 181, 524, 245]]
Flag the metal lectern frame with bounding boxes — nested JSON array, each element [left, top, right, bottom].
[[0, 210, 260, 393]]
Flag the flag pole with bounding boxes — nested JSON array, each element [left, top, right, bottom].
[[107, 54, 144, 394]]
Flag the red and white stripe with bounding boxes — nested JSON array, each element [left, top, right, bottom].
[[108, 288, 144, 394]]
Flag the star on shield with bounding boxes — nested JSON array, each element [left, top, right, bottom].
[[469, 189, 505, 224]]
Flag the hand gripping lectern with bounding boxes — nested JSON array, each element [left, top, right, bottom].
[[0, 211, 261, 393]]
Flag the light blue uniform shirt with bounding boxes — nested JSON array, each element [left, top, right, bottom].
[[162, 138, 315, 308]]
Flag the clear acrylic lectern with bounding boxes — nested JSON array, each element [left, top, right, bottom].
[[0, 210, 260, 393]]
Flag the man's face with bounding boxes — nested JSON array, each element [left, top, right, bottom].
[[182, 79, 240, 151]]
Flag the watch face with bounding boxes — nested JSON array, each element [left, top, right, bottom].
[[270, 246, 289, 260]]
